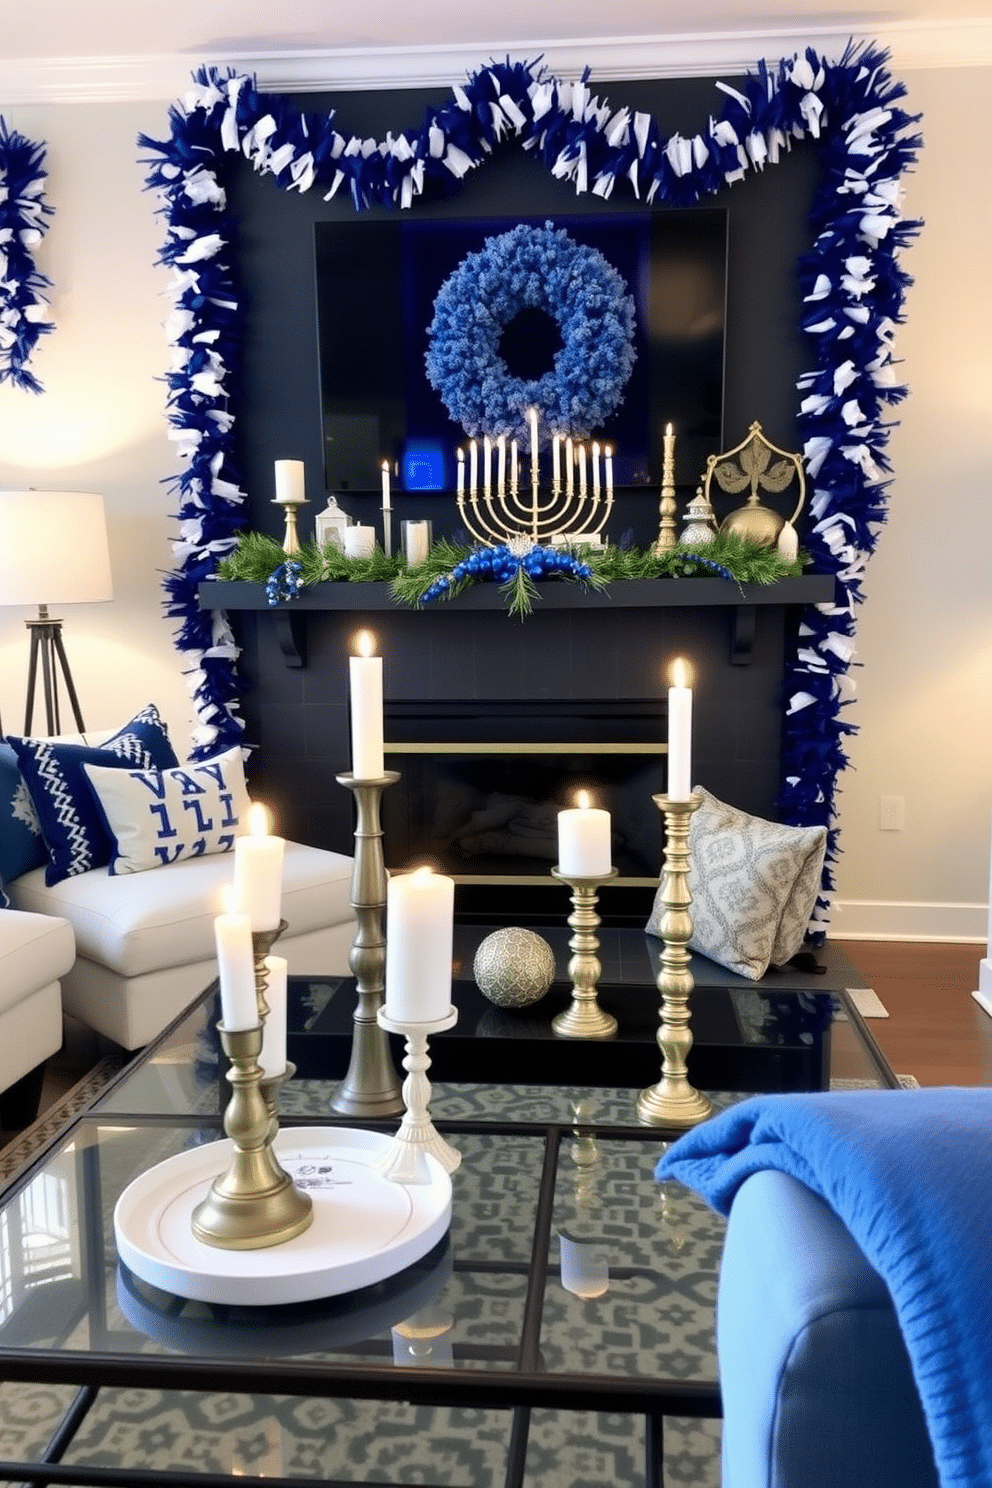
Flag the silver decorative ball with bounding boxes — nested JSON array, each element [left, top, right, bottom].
[[473, 928, 556, 1008]]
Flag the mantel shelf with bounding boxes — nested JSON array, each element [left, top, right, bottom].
[[198, 574, 834, 668]]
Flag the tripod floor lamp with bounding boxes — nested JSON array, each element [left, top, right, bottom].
[[0, 490, 114, 737]]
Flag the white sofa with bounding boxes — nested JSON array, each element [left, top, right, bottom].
[[8, 844, 356, 1051], [0, 909, 74, 1122]]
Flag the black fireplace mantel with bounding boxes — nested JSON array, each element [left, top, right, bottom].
[[199, 574, 834, 667]]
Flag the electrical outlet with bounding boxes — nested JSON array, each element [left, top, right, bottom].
[[879, 795, 905, 831]]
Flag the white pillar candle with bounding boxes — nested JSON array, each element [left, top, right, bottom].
[[384, 867, 455, 1023], [469, 439, 478, 493], [510, 440, 518, 488], [260, 954, 287, 1077], [558, 790, 612, 877], [214, 890, 258, 1031], [592, 441, 601, 497], [666, 657, 693, 801], [403, 520, 430, 565], [274, 459, 305, 504], [483, 435, 492, 490], [497, 435, 507, 493], [349, 630, 384, 779], [233, 802, 285, 933], [565, 437, 574, 494], [343, 525, 375, 559], [456, 448, 465, 495], [605, 445, 613, 497], [552, 435, 562, 485], [381, 461, 391, 509]]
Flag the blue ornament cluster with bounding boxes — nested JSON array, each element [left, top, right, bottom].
[[265, 560, 304, 606], [420, 543, 593, 603]]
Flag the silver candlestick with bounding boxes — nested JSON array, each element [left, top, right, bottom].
[[331, 771, 404, 1117]]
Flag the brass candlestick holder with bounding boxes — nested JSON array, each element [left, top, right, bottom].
[[193, 926, 313, 1249], [636, 794, 712, 1128], [653, 432, 678, 554], [374, 1007, 461, 1184], [550, 866, 618, 1040], [274, 498, 308, 555], [331, 771, 404, 1118]]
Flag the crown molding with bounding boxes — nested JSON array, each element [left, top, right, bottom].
[[1, 19, 989, 106]]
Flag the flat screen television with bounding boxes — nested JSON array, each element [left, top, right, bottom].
[[314, 207, 727, 496]]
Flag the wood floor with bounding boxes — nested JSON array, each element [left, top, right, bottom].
[[841, 940, 992, 1087]]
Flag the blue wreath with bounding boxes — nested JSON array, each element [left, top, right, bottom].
[[424, 221, 636, 442]]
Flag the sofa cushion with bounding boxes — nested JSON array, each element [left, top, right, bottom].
[[0, 741, 49, 892], [83, 747, 250, 875], [7, 704, 178, 886], [8, 843, 353, 979], [0, 909, 75, 1016], [645, 786, 827, 980]]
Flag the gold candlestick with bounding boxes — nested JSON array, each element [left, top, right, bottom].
[[654, 425, 678, 554], [550, 866, 618, 1039], [192, 932, 313, 1249], [331, 771, 404, 1118], [637, 794, 712, 1128], [273, 498, 308, 555]]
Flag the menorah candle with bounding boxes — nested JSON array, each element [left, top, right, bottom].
[[511, 440, 518, 488], [605, 445, 614, 497], [233, 802, 285, 933], [483, 435, 492, 490], [469, 439, 478, 492], [528, 407, 539, 465], [578, 443, 587, 493], [497, 435, 507, 492], [666, 656, 693, 802], [566, 437, 574, 494], [558, 790, 612, 877], [552, 435, 562, 484], [349, 629, 384, 779], [385, 867, 455, 1022], [457, 448, 465, 494], [592, 441, 601, 497]]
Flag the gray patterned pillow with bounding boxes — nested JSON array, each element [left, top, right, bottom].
[[645, 787, 827, 980]]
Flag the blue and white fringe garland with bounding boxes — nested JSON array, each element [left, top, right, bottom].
[[0, 119, 54, 393], [141, 45, 921, 932]]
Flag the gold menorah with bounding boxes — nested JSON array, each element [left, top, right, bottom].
[[456, 425, 614, 547]]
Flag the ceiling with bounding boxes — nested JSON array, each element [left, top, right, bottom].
[[1, 0, 989, 102]]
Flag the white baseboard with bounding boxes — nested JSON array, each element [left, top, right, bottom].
[[830, 899, 987, 943]]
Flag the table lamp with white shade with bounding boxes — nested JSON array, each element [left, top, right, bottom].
[[0, 490, 114, 735]]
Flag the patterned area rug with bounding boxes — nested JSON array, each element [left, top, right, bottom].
[[0, 1051, 128, 1185]]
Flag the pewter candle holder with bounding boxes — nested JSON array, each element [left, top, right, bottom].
[[373, 1007, 461, 1185], [332, 771, 404, 1118], [636, 794, 712, 1129], [193, 930, 313, 1250], [550, 866, 618, 1040]]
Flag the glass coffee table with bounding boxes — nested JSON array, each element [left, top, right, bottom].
[[0, 929, 895, 1488]]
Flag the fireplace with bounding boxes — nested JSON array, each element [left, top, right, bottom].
[[382, 699, 667, 922]]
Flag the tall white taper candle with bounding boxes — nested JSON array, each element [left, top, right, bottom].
[[666, 657, 693, 801], [349, 630, 384, 779]]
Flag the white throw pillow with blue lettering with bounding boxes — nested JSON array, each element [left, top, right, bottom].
[[83, 747, 251, 874]]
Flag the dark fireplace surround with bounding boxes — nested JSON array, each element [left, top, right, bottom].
[[205, 577, 828, 925]]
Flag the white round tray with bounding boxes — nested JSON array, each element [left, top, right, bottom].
[[113, 1126, 452, 1306]]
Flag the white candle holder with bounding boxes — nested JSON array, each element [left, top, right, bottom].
[[373, 1008, 461, 1185]]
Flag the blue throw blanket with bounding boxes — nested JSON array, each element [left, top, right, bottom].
[[656, 1088, 992, 1488]]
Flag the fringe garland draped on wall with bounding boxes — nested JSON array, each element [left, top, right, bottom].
[[140, 44, 921, 932], [0, 119, 54, 393]]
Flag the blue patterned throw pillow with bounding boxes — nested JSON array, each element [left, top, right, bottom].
[[83, 747, 250, 874], [7, 704, 179, 885], [0, 740, 49, 899]]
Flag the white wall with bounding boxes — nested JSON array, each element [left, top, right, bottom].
[[830, 67, 992, 941], [1, 67, 988, 938], [0, 101, 194, 756]]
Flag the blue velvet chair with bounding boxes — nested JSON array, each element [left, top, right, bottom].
[[716, 1169, 939, 1488]]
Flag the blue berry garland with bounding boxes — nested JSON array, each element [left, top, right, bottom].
[[265, 560, 304, 606]]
